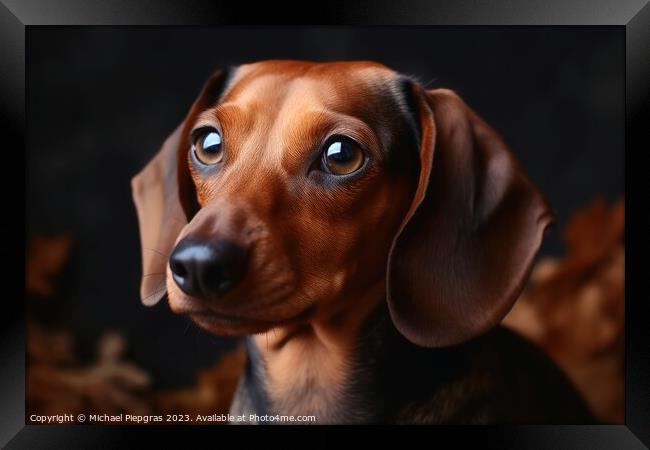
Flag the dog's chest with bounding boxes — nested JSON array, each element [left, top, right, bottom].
[[229, 338, 377, 424]]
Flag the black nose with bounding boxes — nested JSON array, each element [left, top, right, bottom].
[[169, 238, 248, 298]]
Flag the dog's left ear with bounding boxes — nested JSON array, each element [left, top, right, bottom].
[[131, 69, 230, 305], [387, 86, 554, 347]]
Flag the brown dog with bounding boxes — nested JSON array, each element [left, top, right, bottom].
[[132, 60, 593, 424]]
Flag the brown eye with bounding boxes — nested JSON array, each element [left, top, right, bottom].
[[321, 139, 365, 175], [192, 129, 223, 165]]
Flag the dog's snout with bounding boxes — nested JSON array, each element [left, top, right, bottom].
[[169, 238, 248, 298]]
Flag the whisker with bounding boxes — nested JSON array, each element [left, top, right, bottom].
[[143, 247, 170, 258], [141, 286, 165, 299], [142, 272, 166, 278], [140, 284, 167, 302], [261, 284, 296, 301], [208, 333, 222, 346], [422, 77, 438, 88]]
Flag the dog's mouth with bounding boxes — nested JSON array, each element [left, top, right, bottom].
[[187, 306, 315, 336]]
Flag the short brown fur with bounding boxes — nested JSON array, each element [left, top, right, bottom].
[[132, 60, 593, 424]]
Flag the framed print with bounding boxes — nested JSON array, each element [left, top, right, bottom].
[[3, 0, 649, 448]]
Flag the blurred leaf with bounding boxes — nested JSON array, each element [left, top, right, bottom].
[[504, 197, 625, 423], [26, 235, 72, 297]]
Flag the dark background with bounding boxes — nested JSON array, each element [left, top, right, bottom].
[[26, 27, 624, 389]]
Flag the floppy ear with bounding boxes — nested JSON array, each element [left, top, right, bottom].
[[131, 69, 230, 306], [387, 87, 554, 347]]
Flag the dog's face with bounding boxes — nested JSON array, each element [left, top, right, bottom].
[[133, 60, 553, 347], [168, 61, 418, 335]]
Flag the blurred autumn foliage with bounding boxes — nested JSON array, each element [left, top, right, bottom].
[[28, 322, 152, 416], [504, 197, 625, 423], [26, 197, 624, 423], [26, 235, 72, 297], [26, 235, 244, 423]]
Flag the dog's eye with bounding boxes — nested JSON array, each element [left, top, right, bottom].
[[321, 139, 365, 175], [193, 129, 223, 165]]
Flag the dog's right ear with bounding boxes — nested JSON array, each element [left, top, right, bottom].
[[131, 69, 231, 306]]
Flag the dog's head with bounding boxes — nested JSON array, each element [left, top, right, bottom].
[[132, 60, 552, 347]]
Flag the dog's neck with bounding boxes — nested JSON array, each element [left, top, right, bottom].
[[231, 283, 438, 423]]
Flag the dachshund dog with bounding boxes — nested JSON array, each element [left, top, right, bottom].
[[132, 60, 593, 424]]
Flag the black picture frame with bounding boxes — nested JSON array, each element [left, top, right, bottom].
[[3, 0, 648, 448]]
